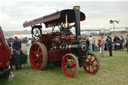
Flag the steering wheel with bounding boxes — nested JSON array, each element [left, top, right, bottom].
[[31, 25, 42, 40]]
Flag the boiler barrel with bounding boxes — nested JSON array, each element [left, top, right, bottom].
[[60, 41, 88, 56]]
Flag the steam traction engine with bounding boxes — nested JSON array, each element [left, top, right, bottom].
[[23, 6, 100, 77]]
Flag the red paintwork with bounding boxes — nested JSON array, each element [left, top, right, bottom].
[[38, 32, 74, 63], [48, 50, 62, 62], [0, 26, 10, 69], [38, 32, 66, 62], [39, 34, 52, 44]]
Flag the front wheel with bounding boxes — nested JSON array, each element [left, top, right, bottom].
[[62, 53, 79, 77], [83, 53, 100, 74]]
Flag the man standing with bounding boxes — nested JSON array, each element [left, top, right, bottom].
[[120, 36, 124, 49], [89, 35, 94, 51], [27, 38, 32, 56], [113, 35, 117, 50], [125, 35, 128, 52], [100, 36, 105, 57], [12, 36, 21, 54], [92, 37, 95, 51], [98, 39, 101, 53], [106, 36, 112, 56]]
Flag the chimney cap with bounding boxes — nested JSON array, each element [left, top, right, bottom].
[[73, 6, 80, 10]]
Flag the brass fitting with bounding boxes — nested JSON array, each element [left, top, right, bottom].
[[73, 6, 80, 10]]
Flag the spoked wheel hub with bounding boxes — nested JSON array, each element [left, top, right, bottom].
[[89, 61, 93, 65], [67, 63, 75, 68], [83, 53, 100, 74], [62, 53, 79, 77]]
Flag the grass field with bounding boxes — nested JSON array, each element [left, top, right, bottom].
[[0, 49, 128, 85]]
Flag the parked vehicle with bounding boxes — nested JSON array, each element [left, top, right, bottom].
[[23, 6, 100, 77], [0, 26, 11, 79]]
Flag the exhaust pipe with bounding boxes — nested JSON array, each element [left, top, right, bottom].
[[73, 6, 81, 41]]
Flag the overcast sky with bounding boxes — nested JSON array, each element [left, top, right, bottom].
[[0, 0, 128, 31]]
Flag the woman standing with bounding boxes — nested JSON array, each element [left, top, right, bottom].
[[100, 36, 105, 57]]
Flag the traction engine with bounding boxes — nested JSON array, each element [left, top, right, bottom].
[[23, 6, 100, 77]]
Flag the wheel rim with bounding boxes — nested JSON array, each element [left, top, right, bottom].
[[62, 54, 79, 77], [30, 43, 43, 70], [83, 53, 99, 74]]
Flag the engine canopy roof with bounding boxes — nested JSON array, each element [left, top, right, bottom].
[[23, 9, 86, 28]]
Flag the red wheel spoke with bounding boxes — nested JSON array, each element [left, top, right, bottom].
[[66, 57, 70, 64], [64, 61, 68, 64], [69, 68, 74, 74], [37, 57, 41, 61], [33, 58, 37, 62], [74, 65, 77, 71], [88, 66, 91, 72], [31, 50, 36, 54], [35, 45, 37, 50], [71, 57, 75, 63], [38, 61, 42, 66], [37, 47, 40, 52], [68, 69, 71, 75], [93, 64, 98, 67], [65, 65, 67, 71], [36, 45, 39, 50], [71, 58, 73, 63], [38, 53, 42, 56], [91, 64, 95, 72], [89, 55, 92, 62], [93, 58, 96, 62]]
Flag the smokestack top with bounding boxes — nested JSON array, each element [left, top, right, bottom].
[[73, 6, 80, 10]]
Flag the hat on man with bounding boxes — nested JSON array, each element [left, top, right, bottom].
[[14, 36, 18, 39]]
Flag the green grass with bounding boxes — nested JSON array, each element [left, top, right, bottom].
[[0, 49, 128, 85]]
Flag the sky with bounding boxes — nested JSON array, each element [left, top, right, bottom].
[[0, 0, 128, 31]]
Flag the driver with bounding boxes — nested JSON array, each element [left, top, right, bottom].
[[60, 22, 72, 36], [60, 22, 74, 40]]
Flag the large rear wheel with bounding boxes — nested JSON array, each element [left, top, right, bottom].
[[29, 42, 48, 70], [83, 53, 99, 74], [62, 53, 79, 77]]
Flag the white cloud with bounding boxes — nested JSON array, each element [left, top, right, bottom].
[[1, 1, 128, 31]]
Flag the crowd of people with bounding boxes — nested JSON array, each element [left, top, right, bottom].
[[7, 36, 32, 70], [88, 35, 128, 57]]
